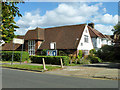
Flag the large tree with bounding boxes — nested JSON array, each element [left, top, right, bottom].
[[112, 22, 120, 45], [113, 22, 120, 35], [0, 1, 23, 43]]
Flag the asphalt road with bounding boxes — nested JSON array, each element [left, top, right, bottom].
[[2, 68, 118, 88]]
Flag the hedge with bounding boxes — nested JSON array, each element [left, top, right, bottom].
[[2, 51, 29, 62], [30, 55, 69, 66]]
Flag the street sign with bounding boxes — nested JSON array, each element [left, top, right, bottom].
[[12, 38, 24, 65], [13, 38, 24, 44], [47, 50, 57, 56], [0, 40, 5, 46]]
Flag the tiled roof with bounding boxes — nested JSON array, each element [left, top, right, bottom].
[[2, 35, 25, 51], [24, 27, 45, 40], [88, 26, 106, 38], [39, 24, 86, 49]]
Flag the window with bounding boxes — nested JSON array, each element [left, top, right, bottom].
[[28, 40, 35, 55], [84, 35, 89, 43], [50, 42, 56, 49], [81, 43, 83, 46]]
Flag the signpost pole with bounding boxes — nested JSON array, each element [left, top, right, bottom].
[[11, 43, 15, 65], [42, 58, 47, 71], [60, 58, 63, 68], [20, 44, 23, 64]]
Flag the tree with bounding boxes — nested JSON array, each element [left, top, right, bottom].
[[0, 1, 23, 43], [113, 22, 120, 35], [112, 22, 120, 46]]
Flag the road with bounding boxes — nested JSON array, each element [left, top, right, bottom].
[[2, 68, 118, 88]]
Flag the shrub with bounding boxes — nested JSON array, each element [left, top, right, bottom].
[[77, 50, 82, 59], [30, 56, 69, 66], [77, 58, 90, 64], [89, 49, 96, 55], [2, 51, 30, 62], [87, 55, 102, 63], [96, 45, 120, 62]]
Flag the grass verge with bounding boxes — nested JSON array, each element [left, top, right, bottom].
[[0, 61, 20, 63], [2, 64, 61, 71]]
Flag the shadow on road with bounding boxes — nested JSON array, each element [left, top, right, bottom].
[[83, 62, 120, 69]]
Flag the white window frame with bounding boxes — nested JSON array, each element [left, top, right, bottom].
[[50, 42, 56, 49], [84, 35, 89, 43], [28, 40, 35, 55]]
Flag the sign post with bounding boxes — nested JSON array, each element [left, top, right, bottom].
[[12, 38, 24, 65], [42, 58, 47, 71], [11, 43, 15, 65], [60, 58, 63, 68], [20, 44, 24, 64]]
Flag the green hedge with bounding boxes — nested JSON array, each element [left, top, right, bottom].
[[30, 55, 69, 66], [2, 51, 29, 62]]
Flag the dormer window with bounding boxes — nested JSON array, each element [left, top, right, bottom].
[[50, 42, 56, 49]]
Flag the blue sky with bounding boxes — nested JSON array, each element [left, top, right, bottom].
[[15, 2, 118, 35]]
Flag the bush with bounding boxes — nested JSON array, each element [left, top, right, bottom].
[[87, 55, 102, 63], [96, 45, 120, 62], [89, 49, 96, 55], [30, 56, 69, 66], [77, 58, 90, 64], [77, 50, 82, 59], [2, 51, 30, 62]]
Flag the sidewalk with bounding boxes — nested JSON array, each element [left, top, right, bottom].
[[44, 63, 120, 80]]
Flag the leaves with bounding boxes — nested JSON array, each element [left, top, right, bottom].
[[1, 2, 23, 42]]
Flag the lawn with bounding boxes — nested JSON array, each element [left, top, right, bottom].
[[0, 61, 20, 63], [2, 64, 61, 71]]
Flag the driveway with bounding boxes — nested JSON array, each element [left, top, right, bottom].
[[44, 62, 120, 80]]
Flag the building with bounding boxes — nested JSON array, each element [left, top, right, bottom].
[[2, 23, 112, 56], [88, 23, 112, 50]]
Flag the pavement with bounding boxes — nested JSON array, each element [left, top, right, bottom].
[[2, 62, 120, 80], [43, 63, 120, 80], [2, 68, 118, 88]]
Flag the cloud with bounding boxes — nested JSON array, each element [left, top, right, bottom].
[[95, 24, 114, 35], [103, 8, 107, 13], [16, 2, 117, 35]]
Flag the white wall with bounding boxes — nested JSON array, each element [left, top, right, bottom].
[[77, 25, 94, 51], [101, 38, 112, 45], [97, 37, 102, 48]]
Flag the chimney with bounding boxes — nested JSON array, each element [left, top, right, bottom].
[[88, 22, 94, 28]]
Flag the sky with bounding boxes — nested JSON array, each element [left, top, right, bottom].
[[14, 2, 118, 35]]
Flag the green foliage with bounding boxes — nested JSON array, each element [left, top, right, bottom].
[[42, 49, 47, 55], [30, 56, 69, 66], [89, 49, 96, 55], [113, 22, 120, 35], [87, 49, 102, 63], [87, 55, 102, 63], [1, 2, 23, 42], [77, 50, 82, 59], [2, 51, 29, 62], [96, 45, 120, 62], [77, 58, 90, 64], [59, 50, 67, 56]]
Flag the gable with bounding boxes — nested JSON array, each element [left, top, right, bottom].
[[77, 25, 94, 50]]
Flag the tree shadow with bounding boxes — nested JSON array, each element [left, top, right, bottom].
[[83, 62, 120, 69]]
